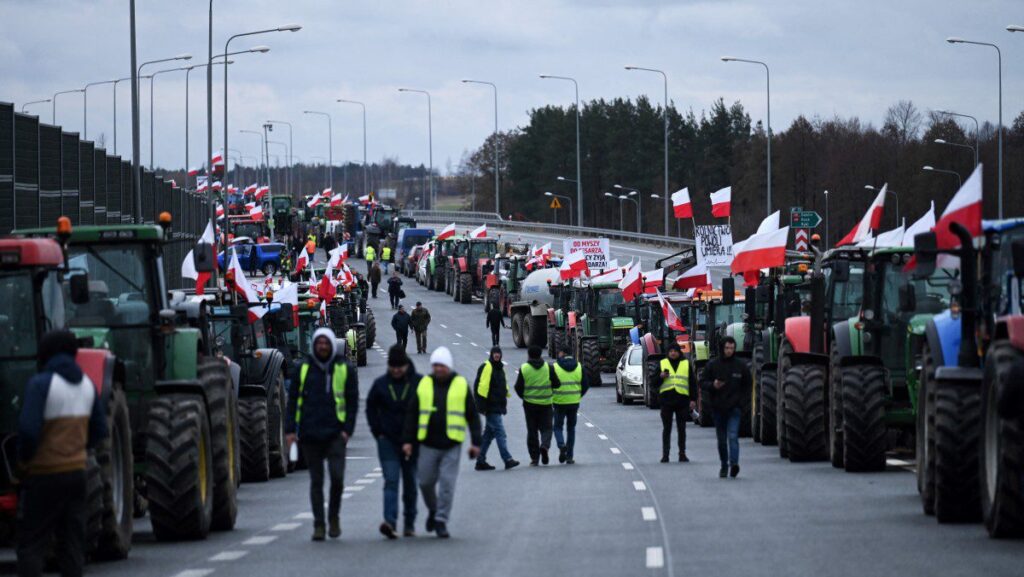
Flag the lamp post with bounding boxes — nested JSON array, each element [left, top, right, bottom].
[[334, 100, 367, 197], [303, 111, 333, 190], [52, 89, 84, 126], [604, 192, 624, 231], [823, 190, 830, 245], [544, 191, 573, 226], [933, 138, 977, 167], [266, 119, 292, 198], [539, 75, 582, 226], [722, 56, 771, 216], [864, 185, 900, 227], [619, 194, 640, 232], [111, 75, 147, 155], [614, 184, 641, 233], [946, 37, 1002, 218], [82, 80, 117, 140], [397, 88, 433, 208], [625, 66, 670, 236], [651, 193, 681, 236], [136, 53, 192, 221], [461, 80, 499, 215], [149, 66, 193, 170], [923, 165, 962, 189], [20, 99, 50, 114]]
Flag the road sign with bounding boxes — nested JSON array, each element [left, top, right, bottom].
[[794, 229, 809, 251], [790, 208, 822, 229], [549, 197, 563, 210]]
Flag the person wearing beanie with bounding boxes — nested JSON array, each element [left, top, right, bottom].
[[654, 342, 694, 464], [473, 347, 519, 471], [367, 346, 421, 539], [402, 347, 481, 538], [552, 346, 589, 465], [513, 345, 559, 466], [286, 327, 360, 541], [17, 330, 107, 577]]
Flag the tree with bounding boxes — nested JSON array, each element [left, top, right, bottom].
[[883, 100, 923, 144]]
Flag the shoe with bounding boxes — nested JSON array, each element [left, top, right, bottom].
[[566, 458, 575, 465], [426, 512, 436, 533], [312, 524, 326, 541], [328, 517, 341, 539], [558, 447, 567, 463], [379, 522, 397, 540], [660, 455, 669, 463], [529, 460, 539, 467], [475, 461, 496, 471], [730, 464, 740, 478], [435, 522, 450, 539], [403, 526, 416, 538], [504, 459, 520, 470], [679, 453, 690, 463], [540, 448, 549, 465], [719, 466, 728, 479]]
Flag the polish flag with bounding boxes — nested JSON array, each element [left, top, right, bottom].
[[642, 268, 665, 294], [560, 250, 590, 280], [330, 193, 344, 207], [436, 222, 457, 241], [358, 194, 371, 205], [215, 204, 225, 219], [317, 272, 337, 303], [181, 221, 216, 295], [294, 250, 309, 274], [756, 210, 781, 234], [338, 243, 349, 261], [340, 194, 350, 205], [188, 166, 202, 177], [671, 188, 693, 219], [857, 225, 905, 248], [249, 204, 264, 221], [906, 165, 983, 269], [227, 252, 266, 321], [619, 261, 643, 301], [197, 176, 209, 193], [322, 187, 333, 198], [211, 151, 225, 167], [226, 184, 238, 194], [731, 226, 791, 274], [245, 202, 256, 211], [901, 203, 936, 248], [657, 290, 686, 332], [327, 246, 344, 268], [837, 184, 887, 246], [211, 181, 223, 192], [470, 224, 487, 238], [673, 260, 711, 291], [590, 260, 622, 283], [168, 180, 179, 189], [243, 183, 258, 196], [710, 186, 732, 218], [254, 186, 269, 200], [306, 195, 322, 209]]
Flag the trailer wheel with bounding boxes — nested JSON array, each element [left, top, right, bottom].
[[934, 382, 982, 523], [511, 313, 525, 348], [527, 315, 547, 349], [981, 343, 1024, 537]]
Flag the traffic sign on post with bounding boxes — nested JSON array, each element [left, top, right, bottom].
[[790, 208, 822, 229], [549, 197, 563, 210]]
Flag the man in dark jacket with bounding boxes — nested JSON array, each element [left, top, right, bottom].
[[473, 347, 519, 471], [410, 302, 431, 354], [387, 271, 403, 310], [367, 346, 419, 539], [513, 346, 559, 466], [391, 305, 411, 351], [17, 330, 107, 577], [369, 262, 382, 298], [286, 327, 360, 540], [402, 347, 481, 538], [485, 306, 506, 346], [699, 336, 750, 478], [653, 343, 694, 463], [552, 347, 588, 465]]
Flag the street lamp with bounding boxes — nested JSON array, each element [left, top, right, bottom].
[[923, 165, 962, 189], [614, 184, 642, 233], [933, 138, 977, 167], [864, 185, 900, 227], [82, 80, 118, 140], [461, 80, 500, 215], [149, 66, 194, 170], [604, 192, 624, 231], [398, 88, 433, 208], [539, 74, 583, 226], [543, 191, 573, 226], [303, 111, 333, 190], [625, 66, 670, 236], [20, 99, 50, 114], [335, 100, 367, 198], [823, 190, 830, 246], [266, 119, 293, 198], [722, 56, 771, 216], [135, 53, 191, 221], [52, 88, 84, 126], [619, 194, 640, 233], [946, 36, 1002, 218], [934, 110, 980, 167]]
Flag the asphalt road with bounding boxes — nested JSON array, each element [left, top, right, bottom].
[[5, 258, 1020, 577]]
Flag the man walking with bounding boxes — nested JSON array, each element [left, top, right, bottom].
[[654, 343, 693, 463], [391, 305, 411, 352], [381, 243, 392, 275], [402, 347, 481, 538], [410, 302, 431, 354], [367, 346, 420, 539], [286, 327, 360, 540], [513, 346, 558, 466], [485, 305, 506, 346], [369, 261, 382, 299], [552, 347, 588, 465], [473, 347, 519, 471], [365, 243, 377, 275], [700, 336, 749, 478], [387, 271, 404, 310], [17, 330, 107, 577]]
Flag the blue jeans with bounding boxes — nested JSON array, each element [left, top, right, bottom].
[[552, 405, 578, 458], [376, 437, 417, 529], [382, 261, 390, 274], [712, 408, 741, 467], [478, 413, 513, 463]]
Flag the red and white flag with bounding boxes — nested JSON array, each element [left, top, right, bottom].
[[227, 252, 266, 321], [671, 187, 693, 219], [306, 195, 322, 209], [330, 193, 344, 207], [590, 260, 622, 283], [837, 184, 887, 246], [358, 194, 371, 205], [197, 175, 209, 193], [243, 183, 258, 196], [619, 261, 643, 301], [188, 166, 202, 177], [226, 184, 238, 194], [906, 165, 983, 269], [731, 226, 791, 274], [254, 186, 269, 200], [327, 246, 344, 269], [211, 151, 224, 167], [322, 187, 333, 198], [338, 243, 349, 261], [436, 222, 457, 241], [211, 181, 223, 192], [902, 203, 936, 248], [673, 260, 711, 291], [245, 201, 256, 211], [169, 180, 179, 189], [249, 204, 264, 221], [294, 250, 309, 274], [181, 221, 216, 295], [560, 250, 590, 280], [642, 268, 665, 294], [272, 281, 300, 326], [657, 290, 686, 332], [215, 203, 225, 219], [710, 186, 732, 218], [470, 224, 487, 238]]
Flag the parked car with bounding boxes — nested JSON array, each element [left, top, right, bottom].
[[615, 344, 645, 405], [218, 241, 286, 276], [405, 244, 425, 277], [417, 241, 434, 285]]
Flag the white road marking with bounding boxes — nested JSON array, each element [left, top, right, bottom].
[[242, 535, 277, 545], [584, 422, 594, 428], [293, 512, 314, 520], [633, 481, 647, 491], [597, 434, 608, 440], [622, 462, 635, 470], [440, 324, 448, 329], [455, 333, 463, 338], [887, 458, 914, 468], [470, 342, 478, 347], [210, 551, 249, 562], [641, 507, 657, 521], [344, 485, 365, 492], [270, 523, 302, 531], [355, 478, 374, 484], [346, 456, 370, 460], [646, 547, 665, 568], [343, 493, 353, 500], [172, 570, 214, 577], [610, 447, 621, 454], [452, 343, 461, 346], [365, 472, 383, 478], [374, 467, 382, 472]]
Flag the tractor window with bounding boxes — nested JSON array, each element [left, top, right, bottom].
[[234, 223, 263, 240], [993, 228, 1024, 315], [65, 244, 154, 327], [0, 272, 37, 358], [454, 242, 468, 258], [715, 303, 747, 326], [469, 241, 498, 262], [40, 270, 66, 331], [595, 289, 624, 316], [271, 197, 291, 212], [827, 265, 864, 320]]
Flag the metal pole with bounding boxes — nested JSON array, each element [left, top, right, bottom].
[[766, 64, 771, 216], [206, 0, 216, 284], [130, 0, 141, 222], [824, 190, 829, 245], [267, 121, 294, 199]]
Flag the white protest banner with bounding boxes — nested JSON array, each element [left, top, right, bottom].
[[695, 224, 733, 267], [562, 238, 611, 271]]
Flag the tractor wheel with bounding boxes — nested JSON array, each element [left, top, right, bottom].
[[528, 315, 547, 349], [751, 344, 764, 443], [581, 339, 602, 388], [92, 387, 134, 560], [427, 270, 436, 290], [981, 343, 1024, 537], [267, 373, 288, 479], [459, 273, 473, 304], [759, 368, 778, 446], [739, 371, 753, 438], [365, 308, 377, 348], [436, 270, 446, 293], [446, 271, 454, 296], [644, 360, 661, 410], [357, 327, 368, 367], [511, 314, 525, 348], [918, 343, 938, 515], [934, 382, 982, 523], [783, 363, 828, 462], [145, 394, 214, 541], [85, 453, 103, 554], [777, 342, 794, 458], [828, 342, 845, 468], [841, 363, 888, 472], [198, 358, 238, 531], [239, 396, 270, 483]]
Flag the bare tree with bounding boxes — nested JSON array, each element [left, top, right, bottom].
[[883, 100, 923, 144]]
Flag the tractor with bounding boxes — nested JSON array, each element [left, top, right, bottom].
[[636, 291, 695, 409], [360, 204, 416, 257], [447, 238, 498, 304], [428, 238, 458, 292], [563, 281, 639, 387]]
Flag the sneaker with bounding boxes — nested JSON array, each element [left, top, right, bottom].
[[504, 459, 520, 470], [312, 524, 326, 541], [719, 466, 728, 479], [475, 461, 496, 471], [328, 517, 341, 539], [730, 464, 740, 478], [529, 460, 539, 467], [558, 447, 567, 463], [679, 453, 690, 463], [566, 458, 575, 465], [379, 522, 397, 540], [435, 521, 450, 539], [403, 526, 416, 538], [540, 448, 549, 465], [660, 455, 669, 463], [426, 512, 436, 533]]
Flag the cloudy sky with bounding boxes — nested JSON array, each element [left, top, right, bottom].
[[2, 0, 1022, 179]]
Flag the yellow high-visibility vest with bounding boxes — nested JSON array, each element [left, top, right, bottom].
[[297, 362, 348, 424], [416, 375, 469, 443], [520, 363, 553, 406], [552, 363, 582, 405], [659, 358, 690, 396]]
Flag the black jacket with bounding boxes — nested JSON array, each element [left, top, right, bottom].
[[391, 311, 411, 334], [285, 334, 360, 441], [699, 354, 750, 412], [366, 363, 420, 443], [402, 372, 482, 449], [387, 276, 403, 294], [653, 356, 692, 408], [473, 360, 508, 415], [513, 359, 560, 402], [486, 308, 506, 331]]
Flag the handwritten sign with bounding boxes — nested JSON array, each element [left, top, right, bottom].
[[695, 225, 733, 267], [562, 238, 611, 270]]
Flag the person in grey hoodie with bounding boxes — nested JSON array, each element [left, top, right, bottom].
[[551, 347, 589, 464]]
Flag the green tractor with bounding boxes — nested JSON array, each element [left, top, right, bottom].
[[564, 281, 639, 387], [21, 219, 240, 541]]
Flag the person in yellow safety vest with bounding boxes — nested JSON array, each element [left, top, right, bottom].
[[364, 244, 377, 275], [472, 347, 520, 471], [552, 346, 590, 465], [381, 244, 392, 275], [285, 327, 360, 541], [654, 342, 694, 463], [513, 345, 559, 466], [402, 347, 481, 539]]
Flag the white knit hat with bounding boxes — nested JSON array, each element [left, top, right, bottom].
[[429, 346, 454, 370]]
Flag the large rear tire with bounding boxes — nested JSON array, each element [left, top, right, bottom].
[[981, 343, 1024, 537], [267, 373, 288, 479], [364, 308, 377, 348], [783, 363, 828, 462], [828, 342, 845, 468], [644, 360, 660, 410], [751, 344, 764, 443], [777, 342, 794, 458], [458, 273, 473, 304], [841, 363, 888, 472], [739, 371, 753, 438], [356, 327, 368, 367], [198, 358, 238, 531], [93, 388, 134, 560], [917, 343, 938, 515], [759, 368, 778, 446], [511, 313, 525, 348], [528, 315, 547, 349], [581, 339, 602, 388], [239, 396, 270, 483], [934, 383, 982, 523]]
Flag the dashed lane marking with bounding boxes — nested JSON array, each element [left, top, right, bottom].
[[172, 570, 214, 577], [343, 493, 353, 500], [374, 467, 382, 472], [641, 507, 657, 521], [470, 342, 478, 347], [344, 485, 365, 492], [270, 523, 302, 531], [355, 478, 375, 484], [293, 512, 314, 520], [242, 536, 277, 545], [440, 324, 448, 329], [633, 481, 647, 491], [455, 333, 463, 338], [646, 547, 665, 569], [584, 422, 594, 428], [622, 462, 635, 471], [365, 472, 383, 478], [346, 456, 370, 460], [597, 434, 608, 440], [210, 551, 249, 562], [452, 343, 461, 346], [610, 447, 621, 454]]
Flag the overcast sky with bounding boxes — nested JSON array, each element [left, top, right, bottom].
[[2, 0, 1023, 180]]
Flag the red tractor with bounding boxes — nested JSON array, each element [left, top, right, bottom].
[[447, 238, 499, 304]]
